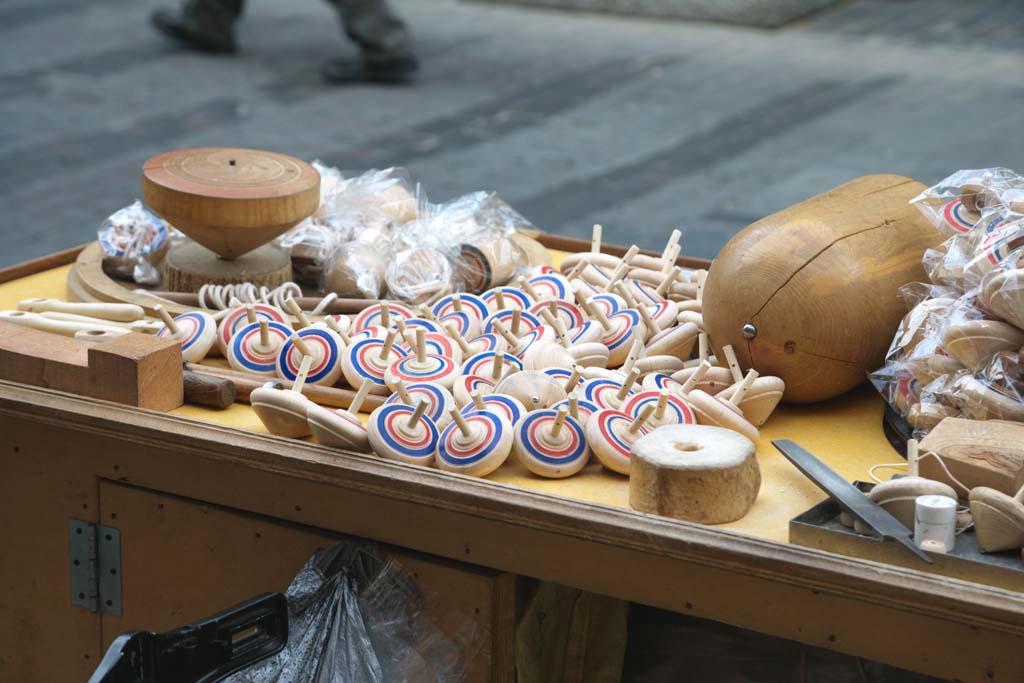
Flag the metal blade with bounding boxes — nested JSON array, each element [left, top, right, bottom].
[[773, 439, 932, 564]]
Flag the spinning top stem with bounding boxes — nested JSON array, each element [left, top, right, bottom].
[[452, 294, 463, 313], [617, 368, 641, 404], [568, 391, 579, 419], [245, 304, 257, 324], [451, 408, 473, 438], [379, 329, 399, 361], [551, 406, 568, 438], [518, 277, 542, 302], [445, 323, 475, 355], [728, 370, 760, 407], [591, 224, 602, 253], [284, 297, 312, 328], [494, 289, 506, 311], [722, 344, 744, 383], [289, 333, 313, 358], [471, 390, 487, 411], [630, 404, 654, 434], [657, 267, 680, 297], [698, 332, 709, 363], [155, 305, 179, 335], [585, 298, 613, 332], [348, 379, 372, 415], [415, 328, 427, 364], [394, 379, 413, 405], [907, 438, 920, 477], [680, 361, 712, 394], [380, 302, 391, 329], [259, 319, 270, 348], [407, 400, 429, 430], [511, 309, 522, 335], [661, 230, 681, 264], [492, 353, 506, 382], [492, 319, 521, 349], [655, 390, 669, 419], [291, 355, 313, 394], [323, 316, 351, 343], [565, 366, 583, 392], [565, 259, 588, 282]]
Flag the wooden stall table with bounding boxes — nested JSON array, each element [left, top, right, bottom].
[[1, 242, 1023, 682]]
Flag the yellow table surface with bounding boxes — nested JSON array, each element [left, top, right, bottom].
[[0, 261, 898, 543]]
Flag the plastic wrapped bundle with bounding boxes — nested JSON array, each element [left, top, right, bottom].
[[98, 200, 173, 285]]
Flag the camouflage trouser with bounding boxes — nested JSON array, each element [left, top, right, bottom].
[[183, 0, 414, 60]]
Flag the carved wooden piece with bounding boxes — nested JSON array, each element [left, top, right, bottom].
[[918, 418, 1024, 496], [0, 321, 182, 410], [142, 147, 319, 259], [703, 175, 943, 403], [629, 425, 760, 524]]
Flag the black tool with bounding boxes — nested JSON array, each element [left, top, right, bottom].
[[88, 592, 288, 683], [772, 439, 932, 564]]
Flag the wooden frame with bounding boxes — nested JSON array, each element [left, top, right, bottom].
[[3, 244, 1024, 682]]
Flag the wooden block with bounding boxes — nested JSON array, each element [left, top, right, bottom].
[[0, 321, 183, 411], [918, 417, 1024, 496], [163, 241, 292, 293]]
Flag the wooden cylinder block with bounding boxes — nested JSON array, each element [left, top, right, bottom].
[[629, 424, 760, 524], [702, 175, 943, 403], [163, 241, 292, 293]]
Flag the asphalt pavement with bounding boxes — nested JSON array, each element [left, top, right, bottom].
[[0, 0, 1021, 266]]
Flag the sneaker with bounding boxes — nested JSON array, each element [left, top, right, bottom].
[[151, 9, 237, 54]]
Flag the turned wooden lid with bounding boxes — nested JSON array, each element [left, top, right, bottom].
[[142, 147, 320, 259]]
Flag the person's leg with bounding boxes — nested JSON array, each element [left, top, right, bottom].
[[322, 0, 418, 83], [151, 0, 243, 54]]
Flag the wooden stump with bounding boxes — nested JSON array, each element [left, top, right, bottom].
[[629, 424, 760, 524], [163, 241, 292, 293]]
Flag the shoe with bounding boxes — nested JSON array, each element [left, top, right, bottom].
[[151, 9, 237, 54], [321, 54, 419, 85]]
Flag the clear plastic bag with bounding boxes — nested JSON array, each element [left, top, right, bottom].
[[227, 540, 480, 683], [911, 168, 1024, 237], [97, 200, 172, 285]]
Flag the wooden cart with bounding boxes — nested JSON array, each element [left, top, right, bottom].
[[1, 241, 1023, 682]]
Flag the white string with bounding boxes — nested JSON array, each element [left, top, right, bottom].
[[195, 282, 306, 312], [866, 452, 971, 495], [310, 292, 338, 316]]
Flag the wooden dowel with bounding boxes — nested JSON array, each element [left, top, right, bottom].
[[617, 368, 641, 401], [291, 355, 313, 394], [452, 294, 463, 313], [450, 409, 473, 438], [154, 305, 179, 335], [722, 344, 744, 383], [728, 370, 759, 407], [348, 379, 371, 415], [591, 224, 602, 253], [185, 363, 383, 410], [698, 332, 708, 362], [568, 391, 579, 419], [629, 405, 654, 434], [444, 323, 473, 354], [494, 289, 506, 311], [661, 229, 681, 262], [407, 400, 428, 429], [492, 320, 520, 349], [182, 369, 236, 409], [656, 267, 680, 296], [471, 390, 486, 410], [245, 304, 257, 324], [379, 329, 398, 361], [289, 333, 313, 358], [148, 291, 379, 314], [511, 309, 521, 336], [491, 353, 505, 382], [680, 361, 711, 394], [907, 439, 919, 477], [380, 301, 391, 328], [564, 365, 582, 392], [415, 327, 426, 364], [394, 379, 413, 405], [652, 390, 668, 419], [551, 406, 568, 438], [284, 297, 311, 328]]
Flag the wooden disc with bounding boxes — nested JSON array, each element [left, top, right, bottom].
[[163, 241, 292, 293], [628, 424, 760, 524], [142, 147, 320, 259]]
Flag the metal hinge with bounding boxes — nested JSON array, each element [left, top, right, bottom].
[[69, 519, 122, 615]]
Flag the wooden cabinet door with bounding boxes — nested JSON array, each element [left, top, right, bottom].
[[97, 480, 511, 681]]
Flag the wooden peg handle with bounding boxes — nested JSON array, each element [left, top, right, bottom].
[[182, 369, 236, 409]]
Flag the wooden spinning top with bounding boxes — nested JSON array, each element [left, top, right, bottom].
[[228, 319, 292, 375], [437, 409, 514, 478], [585, 406, 654, 475], [368, 400, 439, 466], [385, 379, 456, 430], [142, 147, 319, 259], [307, 379, 373, 451], [495, 371, 568, 411], [969, 484, 1024, 553], [155, 305, 217, 363], [461, 391, 527, 426], [513, 407, 591, 479], [251, 356, 314, 438]]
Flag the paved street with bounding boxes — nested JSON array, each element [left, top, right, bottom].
[[0, 0, 1021, 266]]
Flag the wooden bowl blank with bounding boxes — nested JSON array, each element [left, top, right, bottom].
[[142, 147, 320, 259], [702, 175, 942, 404]]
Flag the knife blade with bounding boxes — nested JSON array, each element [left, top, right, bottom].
[[773, 439, 932, 564]]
